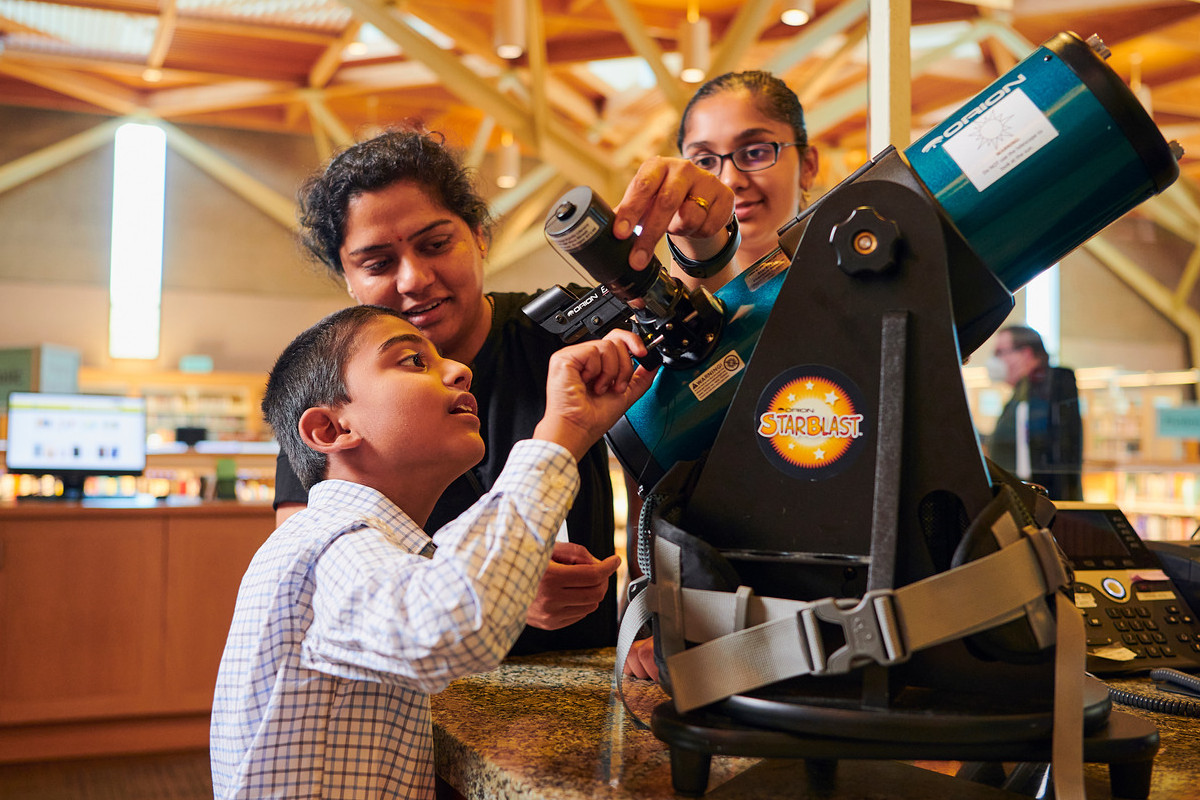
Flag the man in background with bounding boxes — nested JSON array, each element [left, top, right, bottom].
[[986, 325, 1084, 501]]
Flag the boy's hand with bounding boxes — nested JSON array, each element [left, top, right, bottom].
[[534, 329, 658, 462], [526, 542, 621, 630]]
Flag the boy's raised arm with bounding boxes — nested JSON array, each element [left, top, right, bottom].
[[533, 329, 658, 462]]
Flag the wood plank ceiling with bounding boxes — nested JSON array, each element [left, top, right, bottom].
[[2, 0, 1199, 278]]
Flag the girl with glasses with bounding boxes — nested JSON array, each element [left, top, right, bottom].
[[677, 71, 820, 292]]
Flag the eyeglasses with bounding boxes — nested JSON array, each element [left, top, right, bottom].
[[687, 142, 801, 174]]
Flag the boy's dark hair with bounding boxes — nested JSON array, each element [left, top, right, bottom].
[[263, 305, 404, 490], [677, 70, 809, 154], [297, 128, 494, 279]]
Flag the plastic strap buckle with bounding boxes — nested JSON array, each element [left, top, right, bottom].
[[627, 574, 650, 605], [800, 590, 908, 675]]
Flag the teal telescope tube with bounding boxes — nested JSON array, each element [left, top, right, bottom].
[[905, 31, 1179, 294]]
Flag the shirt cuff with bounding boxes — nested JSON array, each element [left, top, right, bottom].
[[491, 439, 580, 532]]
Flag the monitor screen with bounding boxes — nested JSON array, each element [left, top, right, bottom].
[[5, 391, 147, 482]]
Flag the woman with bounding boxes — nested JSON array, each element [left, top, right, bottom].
[[613, 72, 817, 679], [274, 129, 734, 656], [614, 70, 820, 295]]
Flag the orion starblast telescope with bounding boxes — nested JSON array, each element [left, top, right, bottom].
[[526, 186, 726, 370], [529, 31, 1185, 793]]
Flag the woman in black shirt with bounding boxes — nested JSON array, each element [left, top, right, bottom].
[[276, 129, 735, 654]]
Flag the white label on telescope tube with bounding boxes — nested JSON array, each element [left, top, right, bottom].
[[690, 350, 745, 402], [551, 214, 602, 253], [942, 89, 1058, 193]]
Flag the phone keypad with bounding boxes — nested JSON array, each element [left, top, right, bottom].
[[1075, 575, 1200, 675]]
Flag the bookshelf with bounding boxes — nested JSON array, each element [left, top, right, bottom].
[[964, 364, 1200, 542]]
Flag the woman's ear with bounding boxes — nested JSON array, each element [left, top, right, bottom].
[[800, 144, 820, 192], [299, 406, 361, 453], [345, 278, 358, 302]]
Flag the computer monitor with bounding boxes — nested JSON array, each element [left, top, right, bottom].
[[4, 391, 147, 499]]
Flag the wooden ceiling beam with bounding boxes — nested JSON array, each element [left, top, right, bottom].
[[465, 116, 498, 169], [0, 49, 282, 86], [764, 0, 870, 75], [147, 79, 298, 118], [326, 61, 440, 92], [1082, 233, 1200, 362], [601, 0, 686, 111], [0, 60, 140, 114], [158, 121, 297, 231], [173, 16, 339, 47], [309, 21, 362, 89], [797, 20, 868, 110], [708, 0, 777, 79], [300, 92, 355, 148], [0, 117, 122, 196], [340, 0, 619, 196], [147, 0, 178, 70]]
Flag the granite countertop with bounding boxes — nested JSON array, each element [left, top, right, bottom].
[[429, 649, 1200, 799]]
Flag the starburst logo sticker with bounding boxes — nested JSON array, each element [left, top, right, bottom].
[[755, 365, 869, 480], [967, 108, 1014, 150]]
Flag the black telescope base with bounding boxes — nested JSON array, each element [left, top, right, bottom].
[[650, 695, 1159, 798]]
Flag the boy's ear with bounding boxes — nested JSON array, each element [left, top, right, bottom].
[[298, 406, 362, 453]]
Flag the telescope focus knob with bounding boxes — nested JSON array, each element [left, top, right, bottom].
[[830, 206, 901, 277]]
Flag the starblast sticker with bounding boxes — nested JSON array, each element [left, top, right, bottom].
[[755, 365, 869, 480]]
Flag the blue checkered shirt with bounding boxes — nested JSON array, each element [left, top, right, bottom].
[[210, 440, 578, 799]]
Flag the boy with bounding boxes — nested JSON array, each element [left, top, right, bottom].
[[210, 304, 654, 799]]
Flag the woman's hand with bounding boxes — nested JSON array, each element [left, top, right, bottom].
[[611, 156, 735, 273], [525, 542, 622, 630]]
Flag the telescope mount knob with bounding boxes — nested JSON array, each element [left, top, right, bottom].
[[830, 206, 901, 277]]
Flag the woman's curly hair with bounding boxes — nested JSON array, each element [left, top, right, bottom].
[[297, 128, 494, 278]]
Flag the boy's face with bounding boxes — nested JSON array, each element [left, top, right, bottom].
[[339, 314, 485, 484]]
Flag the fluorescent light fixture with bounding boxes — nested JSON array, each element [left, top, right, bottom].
[[495, 0, 526, 60], [679, 17, 710, 84], [781, 0, 815, 26], [109, 121, 166, 360]]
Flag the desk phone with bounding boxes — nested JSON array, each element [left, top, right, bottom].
[[1051, 502, 1200, 676]]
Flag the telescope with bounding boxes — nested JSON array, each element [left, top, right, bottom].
[[526, 31, 1181, 797]]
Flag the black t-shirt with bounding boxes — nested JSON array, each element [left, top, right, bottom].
[[273, 290, 618, 655]]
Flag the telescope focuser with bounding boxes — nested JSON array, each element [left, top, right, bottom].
[[537, 186, 726, 369]]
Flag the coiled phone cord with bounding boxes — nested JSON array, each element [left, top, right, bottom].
[[1107, 668, 1200, 717]]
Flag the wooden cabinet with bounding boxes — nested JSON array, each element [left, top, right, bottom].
[[163, 512, 271, 711], [0, 500, 273, 762], [0, 512, 165, 724]]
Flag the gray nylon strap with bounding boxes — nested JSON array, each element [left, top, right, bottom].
[[612, 584, 655, 729], [614, 587, 653, 692], [665, 533, 1059, 712], [668, 613, 815, 712], [1052, 591, 1086, 800], [896, 532, 1054, 649]]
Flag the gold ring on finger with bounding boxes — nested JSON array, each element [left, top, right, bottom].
[[686, 194, 710, 212]]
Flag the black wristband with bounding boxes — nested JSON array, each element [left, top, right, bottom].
[[666, 217, 741, 279]]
